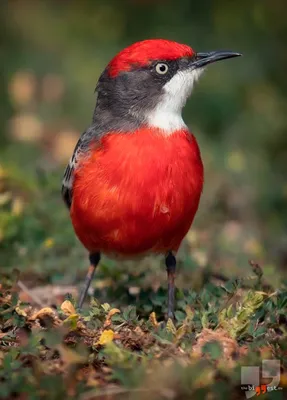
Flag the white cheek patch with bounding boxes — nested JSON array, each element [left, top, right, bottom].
[[147, 68, 204, 133]]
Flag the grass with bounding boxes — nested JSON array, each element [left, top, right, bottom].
[[0, 267, 286, 399]]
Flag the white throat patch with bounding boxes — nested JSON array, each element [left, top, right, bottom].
[[147, 68, 204, 133]]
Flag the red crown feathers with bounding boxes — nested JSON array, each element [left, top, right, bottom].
[[108, 39, 194, 77]]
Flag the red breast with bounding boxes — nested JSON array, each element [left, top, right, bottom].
[[70, 127, 203, 256]]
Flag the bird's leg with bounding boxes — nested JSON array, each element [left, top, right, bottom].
[[165, 252, 176, 320], [78, 252, 100, 309]]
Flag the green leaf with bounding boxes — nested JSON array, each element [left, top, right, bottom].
[[202, 341, 223, 360], [101, 303, 111, 312], [201, 312, 209, 328], [166, 318, 177, 335]]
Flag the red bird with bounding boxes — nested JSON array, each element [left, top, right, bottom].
[[62, 39, 241, 318]]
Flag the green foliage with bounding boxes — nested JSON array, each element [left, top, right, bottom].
[[1, 274, 287, 399], [202, 340, 222, 360], [219, 290, 265, 338]]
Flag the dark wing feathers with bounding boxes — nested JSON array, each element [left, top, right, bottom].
[[61, 127, 96, 209]]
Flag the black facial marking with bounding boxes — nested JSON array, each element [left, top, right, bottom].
[[93, 56, 196, 127]]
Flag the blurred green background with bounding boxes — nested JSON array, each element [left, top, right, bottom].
[[1, 0, 287, 301]]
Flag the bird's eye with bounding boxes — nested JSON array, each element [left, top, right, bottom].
[[155, 63, 169, 75]]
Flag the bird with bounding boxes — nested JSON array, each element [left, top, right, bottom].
[[62, 39, 241, 319]]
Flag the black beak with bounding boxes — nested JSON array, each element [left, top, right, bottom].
[[192, 50, 242, 69]]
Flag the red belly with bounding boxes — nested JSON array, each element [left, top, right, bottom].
[[71, 128, 203, 256]]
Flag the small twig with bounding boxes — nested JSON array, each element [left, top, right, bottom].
[[209, 272, 250, 289], [209, 271, 273, 291], [0, 336, 17, 343], [0, 305, 17, 316], [209, 272, 229, 282], [17, 280, 45, 308], [0, 345, 17, 351]]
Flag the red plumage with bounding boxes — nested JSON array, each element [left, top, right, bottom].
[[108, 39, 194, 77], [71, 127, 203, 257]]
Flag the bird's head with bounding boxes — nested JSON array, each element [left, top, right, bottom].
[[95, 39, 241, 133]]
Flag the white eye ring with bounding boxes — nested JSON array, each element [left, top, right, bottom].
[[155, 63, 169, 75]]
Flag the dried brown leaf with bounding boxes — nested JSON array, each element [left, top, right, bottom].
[[29, 307, 56, 321], [104, 308, 121, 327], [149, 312, 159, 328], [96, 330, 115, 346], [61, 300, 76, 316], [15, 306, 27, 317]]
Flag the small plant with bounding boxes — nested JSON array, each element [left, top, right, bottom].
[[1, 266, 286, 399]]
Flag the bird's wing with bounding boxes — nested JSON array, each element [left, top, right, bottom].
[[61, 127, 95, 209]]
